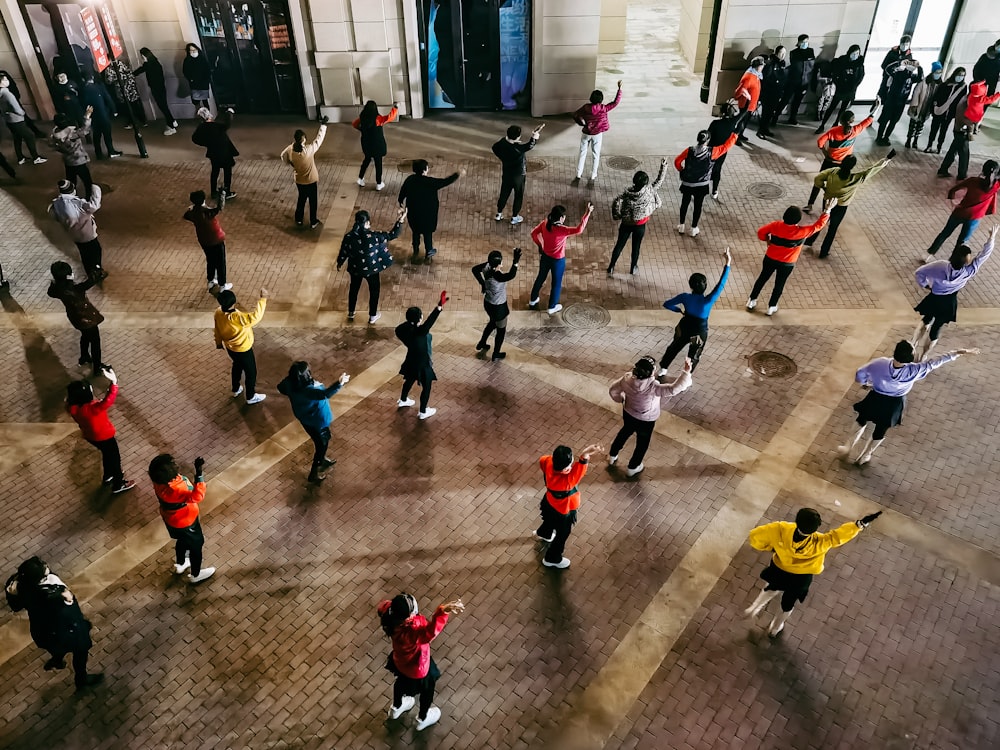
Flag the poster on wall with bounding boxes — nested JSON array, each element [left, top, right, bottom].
[[98, 3, 124, 60], [80, 7, 110, 72], [426, 1, 455, 108], [499, 0, 529, 110]]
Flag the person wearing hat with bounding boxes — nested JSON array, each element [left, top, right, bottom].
[[213, 287, 268, 404], [337, 207, 404, 323], [148, 454, 215, 584], [744, 508, 883, 637], [47, 261, 105, 371], [50, 106, 94, 199], [905, 62, 944, 149], [395, 291, 448, 419], [535, 443, 604, 569], [48, 179, 107, 282]]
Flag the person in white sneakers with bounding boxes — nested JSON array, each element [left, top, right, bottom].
[[608, 158, 667, 275], [149, 454, 215, 584], [536, 443, 603, 568], [353, 100, 398, 190], [608, 356, 692, 477], [492, 123, 543, 224], [528, 203, 593, 314], [673, 128, 738, 237], [280, 116, 328, 229], [377, 593, 464, 731], [744, 508, 882, 637], [214, 288, 268, 405], [395, 291, 448, 419]]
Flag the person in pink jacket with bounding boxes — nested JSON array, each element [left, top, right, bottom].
[[572, 80, 623, 185], [608, 356, 692, 476], [528, 203, 594, 314]]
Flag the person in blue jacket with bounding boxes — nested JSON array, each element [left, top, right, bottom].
[[80, 76, 120, 159], [277, 362, 350, 483], [658, 248, 731, 375]]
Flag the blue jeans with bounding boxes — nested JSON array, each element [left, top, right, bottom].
[[529, 253, 565, 308], [927, 215, 979, 256]]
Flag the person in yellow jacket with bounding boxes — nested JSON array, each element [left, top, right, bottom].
[[744, 507, 882, 636], [214, 287, 268, 404]]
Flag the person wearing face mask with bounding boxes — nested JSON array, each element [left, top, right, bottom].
[[906, 62, 944, 149], [880, 34, 913, 88], [757, 46, 788, 138], [938, 82, 1000, 180], [80, 76, 121, 159], [674, 128, 738, 237], [780, 34, 815, 125], [134, 48, 178, 135], [0, 70, 45, 137], [814, 45, 866, 133], [0, 75, 46, 165], [924, 68, 967, 154], [182, 43, 212, 111], [52, 72, 85, 127], [972, 39, 1000, 97], [876, 53, 922, 146], [536, 443, 604, 568]]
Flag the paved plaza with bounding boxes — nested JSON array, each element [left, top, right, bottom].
[[3, 3, 1000, 748]]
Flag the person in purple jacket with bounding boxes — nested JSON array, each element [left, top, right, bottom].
[[839, 341, 979, 465], [659, 248, 731, 374], [572, 80, 623, 186]]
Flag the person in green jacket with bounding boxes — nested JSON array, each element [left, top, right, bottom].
[[805, 151, 895, 258]]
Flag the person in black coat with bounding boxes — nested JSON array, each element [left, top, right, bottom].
[[781, 34, 816, 124], [815, 46, 865, 133], [876, 55, 922, 145], [53, 73, 85, 127], [5, 556, 103, 691], [492, 123, 543, 224], [395, 292, 448, 419], [397, 160, 461, 262], [707, 101, 741, 197], [337, 207, 405, 323], [192, 108, 239, 199], [182, 43, 212, 110], [134, 48, 178, 135], [973, 40, 1000, 97], [353, 100, 399, 190], [757, 47, 788, 138], [81, 77, 120, 159]]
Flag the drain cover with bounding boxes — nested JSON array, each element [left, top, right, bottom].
[[526, 158, 548, 173], [607, 156, 641, 171], [747, 351, 797, 378], [746, 182, 786, 200], [561, 303, 612, 329]]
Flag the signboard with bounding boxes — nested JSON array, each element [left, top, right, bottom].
[[99, 3, 124, 60], [80, 7, 110, 72]]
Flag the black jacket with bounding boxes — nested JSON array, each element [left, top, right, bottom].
[[708, 114, 740, 147], [492, 136, 537, 177], [6, 575, 93, 654], [182, 54, 212, 90], [47, 277, 104, 330], [395, 306, 441, 382], [337, 221, 401, 277], [398, 173, 460, 232], [830, 53, 865, 94], [193, 121, 239, 165], [133, 57, 166, 95], [761, 56, 788, 102], [880, 59, 922, 104], [973, 52, 1000, 89], [81, 81, 116, 123], [787, 48, 816, 90]]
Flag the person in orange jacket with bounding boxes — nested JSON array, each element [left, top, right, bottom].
[[733, 56, 764, 141], [804, 100, 879, 212], [148, 454, 214, 584], [535, 443, 603, 569], [746, 201, 837, 315]]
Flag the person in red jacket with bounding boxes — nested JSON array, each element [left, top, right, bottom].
[[183, 189, 230, 292], [65, 366, 135, 494], [529, 203, 594, 314], [938, 81, 1000, 179], [746, 201, 836, 315], [535, 443, 603, 569], [572, 80, 622, 185], [733, 57, 764, 141], [148, 454, 214, 584], [925, 159, 1000, 262], [377, 593, 465, 731], [803, 102, 879, 212]]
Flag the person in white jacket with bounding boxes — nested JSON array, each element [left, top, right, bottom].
[[280, 117, 328, 229], [47, 180, 107, 281], [607, 356, 693, 476]]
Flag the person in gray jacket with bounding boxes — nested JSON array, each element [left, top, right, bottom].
[[0, 73, 45, 165], [607, 158, 667, 275], [50, 107, 94, 198], [48, 180, 107, 281], [471, 246, 521, 361]]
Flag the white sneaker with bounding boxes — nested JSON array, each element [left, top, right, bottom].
[[746, 298, 757, 311], [173, 554, 191, 574], [33, 156, 47, 165], [511, 215, 524, 225], [246, 393, 267, 405], [528, 298, 540, 308], [357, 178, 365, 187], [923, 254, 934, 264], [534, 530, 556, 543], [388, 695, 415, 720], [658, 368, 668, 378], [608, 454, 618, 466], [626, 463, 645, 477], [368, 313, 381, 324], [376, 182, 385, 191], [547, 304, 563, 315], [689, 227, 700, 237], [543, 557, 571, 569], [836, 445, 851, 456], [418, 407, 437, 420], [676, 223, 686, 234], [188, 567, 215, 584], [712, 191, 720, 201], [220, 283, 233, 291], [232, 385, 244, 397], [495, 212, 503, 221], [397, 398, 415, 408], [766, 305, 778, 316], [164, 127, 177, 136], [416, 707, 441, 731]]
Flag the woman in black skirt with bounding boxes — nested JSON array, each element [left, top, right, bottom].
[[352, 100, 398, 190], [395, 292, 448, 419], [471, 247, 521, 361]]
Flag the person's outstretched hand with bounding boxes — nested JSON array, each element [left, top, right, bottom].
[[858, 510, 882, 528], [723, 247, 732, 265], [823, 197, 838, 213], [439, 290, 449, 307], [194, 456, 205, 474], [586, 202, 595, 215], [682, 358, 693, 374], [956, 348, 981, 356], [103, 365, 118, 384], [617, 79, 623, 89], [319, 114, 329, 125], [513, 246, 523, 264], [991, 225, 999, 240], [441, 599, 465, 615], [339, 373, 350, 385], [260, 287, 269, 298], [580, 444, 604, 460]]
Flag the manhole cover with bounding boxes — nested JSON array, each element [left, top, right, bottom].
[[526, 158, 547, 173], [746, 182, 786, 200], [561, 303, 611, 329], [607, 156, 641, 171], [747, 351, 797, 378]]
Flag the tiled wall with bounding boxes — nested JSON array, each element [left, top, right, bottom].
[[947, 0, 1000, 82], [600, 0, 627, 55], [531, 0, 602, 116], [679, 0, 714, 75]]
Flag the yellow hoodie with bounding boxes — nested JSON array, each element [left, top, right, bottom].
[[748, 520, 862, 575], [214, 298, 266, 352]]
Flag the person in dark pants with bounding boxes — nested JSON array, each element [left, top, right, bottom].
[[814, 46, 865, 133], [377, 593, 465, 731], [732, 57, 763, 142], [278, 362, 350, 483], [353, 100, 398, 190], [47, 261, 105, 370], [337, 208, 403, 323], [803, 102, 878, 213], [193, 108, 239, 199], [0, 71, 45, 136], [149, 454, 215, 584], [50, 109, 95, 199], [924, 161, 1000, 263], [5, 557, 104, 691], [395, 292, 448, 419], [535, 443, 602, 569], [53, 73, 85, 127], [66, 367, 135, 494], [0, 148, 14, 179], [781, 34, 815, 124], [972, 39, 1000, 97], [81, 76, 120, 159], [184, 190, 229, 291], [938, 82, 1000, 180], [472, 247, 521, 360], [529, 203, 593, 313], [183, 42, 212, 111], [660, 249, 731, 373], [398, 159, 461, 262], [924, 68, 967, 154], [876, 56, 922, 145], [674, 130, 738, 237], [214, 288, 268, 404], [608, 159, 667, 274], [48, 180, 107, 282], [706, 103, 741, 199], [280, 119, 328, 228], [133, 48, 178, 135], [757, 47, 788, 138], [103, 58, 146, 128], [0, 74, 45, 164], [492, 123, 543, 224]]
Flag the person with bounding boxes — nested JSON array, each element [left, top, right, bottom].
[[781, 34, 815, 124], [280, 118, 329, 228], [214, 288, 268, 404], [906, 62, 943, 149], [757, 47, 788, 138], [50, 108, 94, 199], [4, 557, 104, 690], [277, 363, 350, 483], [48, 179, 107, 282], [103, 58, 145, 127], [492, 123, 543, 224], [846, 341, 981, 462], [572, 80, 623, 185], [337, 208, 403, 323], [0, 73, 45, 165], [377, 593, 465, 731], [65, 368, 135, 494], [733, 57, 764, 141], [876, 54, 922, 145], [47, 261, 105, 370], [912, 227, 996, 360], [0, 70, 45, 136], [133, 48, 178, 135], [744, 508, 882, 636], [972, 39, 1000, 97], [472, 247, 521, 360], [707, 101, 742, 199], [535, 443, 603, 568], [529, 203, 593, 314], [80, 76, 120, 159], [814, 45, 865, 133], [674, 129, 738, 237], [148, 454, 215, 583], [805, 152, 893, 258], [183, 190, 230, 292], [747, 202, 835, 315], [608, 357, 692, 477], [192, 107, 239, 199], [924, 161, 999, 261], [52, 72, 85, 127], [803, 102, 879, 213], [397, 159, 461, 262], [353, 100, 398, 190], [660, 249, 731, 373], [879, 34, 913, 89], [813, 61, 836, 126], [608, 159, 667, 275], [395, 292, 448, 420], [938, 82, 1000, 180], [182, 43, 212, 111], [924, 67, 967, 154]]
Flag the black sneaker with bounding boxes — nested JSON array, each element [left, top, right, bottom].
[[491, 352, 507, 361], [44, 656, 66, 671], [475, 342, 490, 352], [426, 247, 437, 258], [320, 458, 336, 470], [223, 190, 237, 200], [75, 673, 104, 691], [571, 177, 580, 186], [112, 480, 136, 494]]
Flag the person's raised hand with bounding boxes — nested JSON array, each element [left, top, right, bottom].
[[824, 197, 838, 213], [586, 201, 595, 215], [723, 246, 732, 265], [439, 290, 449, 307], [991, 225, 999, 240], [660, 156, 668, 166], [682, 358, 693, 374], [194, 456, 206, 474], [513, 246, 523, 264], [319, 114, 329, 125], [103, 365, 118, 384], [617, 79, 623, 89], [533, 123, 545, 134], [260, 287, 269, 298], [581, 443, 604, 460], [85, 105, 94, 116], [858, 510, 882, 528], [339, 373, 350, 385], [441, 599, 465, 615], [956, 348, 981, 356]]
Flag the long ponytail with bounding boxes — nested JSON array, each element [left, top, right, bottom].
[[545, 205, 567, 232]]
